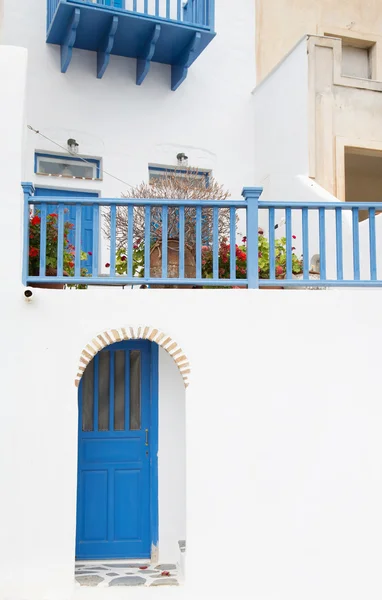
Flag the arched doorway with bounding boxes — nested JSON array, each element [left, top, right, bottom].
[[76, 339, 158, 560]]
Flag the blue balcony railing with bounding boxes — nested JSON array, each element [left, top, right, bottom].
[[22, 183, 382, 289], [46, 0, 216, 89]]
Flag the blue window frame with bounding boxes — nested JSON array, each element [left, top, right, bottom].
[[148, 164, 212, 244], [35, 152, 101, 180], [148, 165, 211, 187]]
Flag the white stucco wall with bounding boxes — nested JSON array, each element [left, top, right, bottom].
[[158, 347, 186, 562], [253, 37, 310, 190]]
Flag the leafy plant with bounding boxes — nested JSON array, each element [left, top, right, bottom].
[[201, 231, 303, 282], [29, 210, 89, 286]]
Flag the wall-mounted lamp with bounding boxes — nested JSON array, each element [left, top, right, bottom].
[[67, 138, 79, 154], [177, 152, 188, 166]]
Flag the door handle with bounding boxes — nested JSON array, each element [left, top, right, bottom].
[[145, 429, 149, 446]]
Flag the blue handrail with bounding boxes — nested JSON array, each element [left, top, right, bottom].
[[22, 184, 382, 288]]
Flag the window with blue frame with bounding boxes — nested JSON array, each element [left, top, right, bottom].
[[148, 164, 212, 244], [148, 164, 210, 187], [35, 152, 101, 181]]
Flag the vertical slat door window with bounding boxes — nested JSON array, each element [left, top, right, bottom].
[[82, 347, 142, 433], [130, 350, 141, 430], [82, 359, 94, 432], [98, 352, 110, 431], [114, 350, 125, 431]]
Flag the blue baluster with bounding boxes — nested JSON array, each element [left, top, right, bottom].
[[57, 203, 64, 277], [369, 207, 377, 281], [196, 206, 202, 280], [144, 205, 151, 279], [166, 0, 170, 18], [242, 187, 262, 289], [128, 204, 133, 278], [208, 0, 215, 30], [22, 182, 34, 285], [177, 0, 182, 20], [162, 205, 168, 278], [352, 207, 360, 281], [302, 207, 309, 280], [179, 206, 185, 279], [213, 207, 219, 280], [92, 204, 99, 278], [268, 208, 275, 281], [319, 207, 326, 281], [144, 0, 148, 14], [39, 203, 47, 278], [75, 203, 82, 278], [285, 207, 292, 281], [335, 207, 343, 281], [230, 207, 236, 281], [155, 0, 160, 16], [133, 0, 137, 12], [110, 204, 117, 277]]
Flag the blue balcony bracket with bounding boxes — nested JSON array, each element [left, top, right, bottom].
[[61, 8, 80, 73], [171, 32, 201, 92], [136, 24, 161, 86], [97, 16, 119, 79]]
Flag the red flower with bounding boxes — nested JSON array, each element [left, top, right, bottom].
[[292, 246, 296, 251], [292, 235, 296, 239], [258, 228, 264, 235], [242, 236, 247, 243], [49, 213, 58, 219], [88, 251, 92, 256], [105, 262, 110, 268], [29, 247, 39, 257], [121, 255, 126, 261], [161, 571, 170, 577], [276, 265, 284, 276], [31, 215, 41, 226], [133, 244, 138, 249], [68, 261, 74, 268]]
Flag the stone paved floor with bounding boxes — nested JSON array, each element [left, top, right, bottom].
[[75, 561, 180, 588]]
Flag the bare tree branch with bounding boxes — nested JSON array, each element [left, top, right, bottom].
[[102, 167, 235, 248]]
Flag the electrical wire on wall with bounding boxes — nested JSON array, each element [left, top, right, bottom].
[[27, 124, 134, 189]]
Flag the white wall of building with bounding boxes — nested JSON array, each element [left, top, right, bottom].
[[1, 0, 256, 204], [253, 37, 310, 190], [158, 347, 186, 562]]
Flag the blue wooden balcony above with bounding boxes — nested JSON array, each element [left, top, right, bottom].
[[47, 0, 216, 90]]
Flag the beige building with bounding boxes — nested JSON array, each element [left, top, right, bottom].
[[254, 1, 382, 216], [256, 0, 382, 82]]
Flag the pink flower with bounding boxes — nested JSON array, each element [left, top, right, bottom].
[[202, 245, 209, 252], [88, 251, 92, 256], [292, 235, 296, 239]]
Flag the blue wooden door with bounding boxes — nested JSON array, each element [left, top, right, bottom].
[[76, 340, 154, 560], [34, 188, 97, 274]]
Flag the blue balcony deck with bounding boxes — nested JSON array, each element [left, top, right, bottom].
[[47, 0, 216, 89]]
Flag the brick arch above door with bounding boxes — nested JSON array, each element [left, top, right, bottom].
[[75, 326, 190, 389]]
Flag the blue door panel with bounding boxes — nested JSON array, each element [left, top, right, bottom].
[[114, 470, 140, 540], [34, 188, 97, 273], [76, 340, 153, 560], [82, 470, 108, 541]]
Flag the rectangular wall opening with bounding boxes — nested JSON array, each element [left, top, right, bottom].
[[345, 147, 382, 221]]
